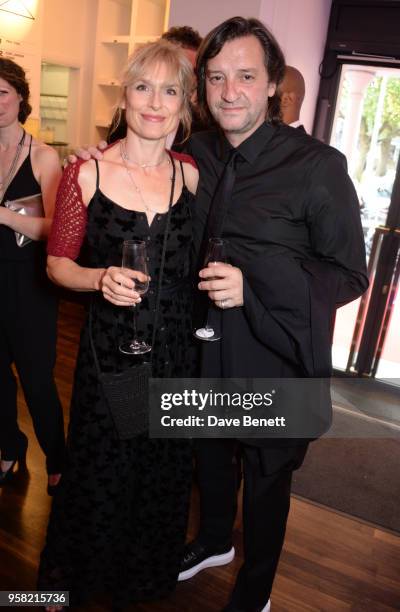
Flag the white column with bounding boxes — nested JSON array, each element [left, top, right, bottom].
[[365, 74, 388, 176], [259, 0, 332, 133], [340, 69, 375, 174]]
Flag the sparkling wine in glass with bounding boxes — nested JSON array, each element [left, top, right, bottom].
[[194, 237, 228, 342], [119, 240, 151, 355]]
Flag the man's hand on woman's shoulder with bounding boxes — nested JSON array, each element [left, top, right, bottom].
[[66, 140, 108, 165]]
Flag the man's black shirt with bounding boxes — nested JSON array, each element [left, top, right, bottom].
[[187, 122, 368, 380]]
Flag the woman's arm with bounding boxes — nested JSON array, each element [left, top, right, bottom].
[[0, 143, 62, 240], [46, 160, 142, 305], [182, 161, 199, 195], [47, 256, 142, 305], [169, 151, 199, 195], [46, 160, 100, 292], [47, 255, 105, 292]]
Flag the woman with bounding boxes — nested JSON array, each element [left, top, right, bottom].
[[0, 58, 65, 493], [38, 40, 198, 610]]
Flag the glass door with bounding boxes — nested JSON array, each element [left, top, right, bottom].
[[328, 63, 400, 386], [374, 231, 400, 382]]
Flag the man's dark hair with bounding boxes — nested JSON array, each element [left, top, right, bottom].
[[0, 58, 32, 123], [162, 25, 202, 50], [196, 16, 285, 125]]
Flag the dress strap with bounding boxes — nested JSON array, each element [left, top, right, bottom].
[[94, 159, 100, 190], [179, 160, 186, 188]]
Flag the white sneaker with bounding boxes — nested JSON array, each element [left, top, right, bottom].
[[178, 541, 235, 581]]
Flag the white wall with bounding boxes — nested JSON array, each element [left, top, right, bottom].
[[169, 0, 333, 132], [42, 0, 98, 144], [168, 0, 262, 36], [0, 0, 43, 122], [42, 0, 91, 67], [260, 0, 332, 132]]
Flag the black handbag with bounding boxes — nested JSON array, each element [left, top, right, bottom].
[[89, 152, 176, 440], [95, 358, 151, 440]]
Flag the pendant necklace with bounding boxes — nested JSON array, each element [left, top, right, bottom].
[[120, 138, 166, 169], [0, 129, 26, 196], [119, 140, 172, 215]]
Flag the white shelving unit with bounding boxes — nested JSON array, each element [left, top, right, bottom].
[[91, 0, 170, 142]]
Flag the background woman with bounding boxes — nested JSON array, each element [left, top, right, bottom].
[[38, 40, 198, 610], [0, 58, 65, 493]]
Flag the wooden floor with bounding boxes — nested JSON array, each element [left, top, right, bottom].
[[1, 300, 399, 612]]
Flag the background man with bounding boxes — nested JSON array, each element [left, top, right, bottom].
[[162, 25, 202, 68]]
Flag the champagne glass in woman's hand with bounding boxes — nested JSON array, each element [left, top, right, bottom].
[[194, 237, 228, 342], [119, 240, 151, 355]]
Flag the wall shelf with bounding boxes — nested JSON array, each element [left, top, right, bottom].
[[97, 79, 121, 87], [91, 0, 170, 142], [101, 36, 130, 44], [133, 35, 159, 44]]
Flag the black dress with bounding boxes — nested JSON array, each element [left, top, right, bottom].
[[38, 160, 195, 608]]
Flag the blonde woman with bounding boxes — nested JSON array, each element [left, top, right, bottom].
[[38, 41, 198, 610]]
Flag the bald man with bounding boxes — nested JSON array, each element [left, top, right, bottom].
[[277, 65, 305, 127]]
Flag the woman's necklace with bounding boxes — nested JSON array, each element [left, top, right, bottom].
[[120, 138, 166, 169], [0, 129, 26, 195], [119, 140, 172, 216]]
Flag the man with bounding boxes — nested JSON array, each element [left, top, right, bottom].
[[162, 24, 202, 68], [277, 65, 305, 127], [161, 25, 206, 149], [73, 16, 367, 612], [178, 17, 368, 612]]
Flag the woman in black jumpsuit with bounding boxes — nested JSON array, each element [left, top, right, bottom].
[[0, 58, 65, 492]]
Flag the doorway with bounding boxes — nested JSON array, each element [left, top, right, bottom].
[[39, 62, 80, 161], [328, 63, 400, 385]]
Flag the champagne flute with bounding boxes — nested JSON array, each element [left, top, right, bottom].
[[194, 237, 228, 342], [119, 240, 151, 355]]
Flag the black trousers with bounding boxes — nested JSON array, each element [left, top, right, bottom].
[[195, 438, 308, 611], [0, 258, 65, 473]]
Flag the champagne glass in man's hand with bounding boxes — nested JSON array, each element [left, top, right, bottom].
[[119, 240, 151, 355], [195, 237, 228, 342]]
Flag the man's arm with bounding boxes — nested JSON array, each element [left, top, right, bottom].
[[304, 150, 369, 303], [201, 149, 368, 376], [242, 150, 368, 375]]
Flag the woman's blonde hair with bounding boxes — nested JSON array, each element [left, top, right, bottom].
[[114, 39, 195, 142]]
